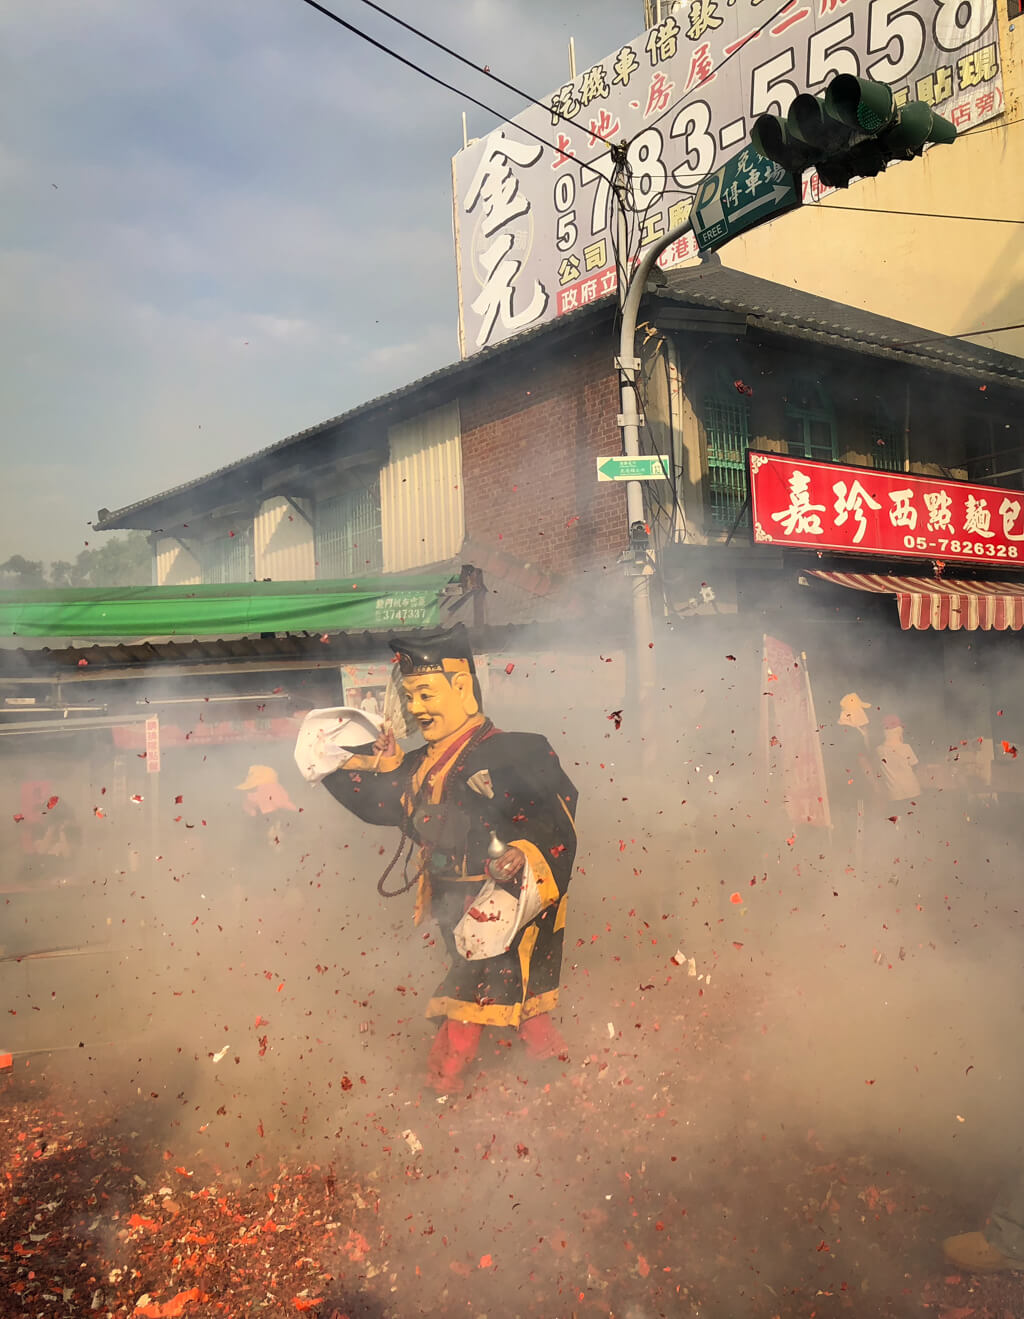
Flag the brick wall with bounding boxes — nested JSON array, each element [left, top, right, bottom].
[[460, 332, 627, 578]]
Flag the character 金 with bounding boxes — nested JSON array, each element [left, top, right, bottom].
[[295, 625, 578, 1095]]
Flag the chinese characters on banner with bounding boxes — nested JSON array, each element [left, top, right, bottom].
[[371, 592, 437, 627], [452, 0, 1002, 356], [749, 452, 1024, 567]]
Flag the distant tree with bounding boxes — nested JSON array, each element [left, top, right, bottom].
[[0, 555, 47, 588], [71, 533, 152, 587], [49, 560, 75, 588], [0, 534, 152, 590]]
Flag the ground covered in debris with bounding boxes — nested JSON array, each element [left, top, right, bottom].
[[3, 944, 1022, 1319], [4, 778, 1023, 1319]]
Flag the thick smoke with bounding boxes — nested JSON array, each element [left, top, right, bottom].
[[2, 614, 1020, 1315]]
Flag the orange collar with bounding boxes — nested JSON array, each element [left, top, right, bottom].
[[412, 716, 486, 798]]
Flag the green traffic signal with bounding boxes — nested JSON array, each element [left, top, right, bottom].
[[750, 73, 957, 189], [823, 75, 895, 134]]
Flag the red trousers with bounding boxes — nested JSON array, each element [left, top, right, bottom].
[[424, 1014, 567, 1092]]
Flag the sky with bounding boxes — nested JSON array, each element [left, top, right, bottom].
[[0, 0, 643, 564]]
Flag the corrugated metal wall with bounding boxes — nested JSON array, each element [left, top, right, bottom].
[[381, 402, 463, 573], [155, 537, 201, 586], [314, 483, 382, 577], [254, 496, 315, 581]]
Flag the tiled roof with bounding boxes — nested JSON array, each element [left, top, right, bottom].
[[659, 263, 1024, 386]]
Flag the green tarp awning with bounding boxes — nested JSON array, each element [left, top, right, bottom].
[[0, 577, 453, 639]]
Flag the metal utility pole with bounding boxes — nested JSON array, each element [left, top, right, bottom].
[[610, 145, 692, 735]]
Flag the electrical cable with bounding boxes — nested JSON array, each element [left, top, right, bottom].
[[295, 0, 613, 187], [958, 113, 1024, 137], [351, 0, 619, 146], [890, 322, 1024, 348], [812, 204, 1023, 224]]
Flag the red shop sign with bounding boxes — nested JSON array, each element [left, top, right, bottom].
[[749, 452, 1024, 567]]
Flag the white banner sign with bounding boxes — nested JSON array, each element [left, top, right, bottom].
[[452, 0, 1002, 357]]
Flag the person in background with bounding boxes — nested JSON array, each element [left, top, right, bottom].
[[875, 714, 921, 807], [235, 765, 298, 846], [821, 692, 876, 860], [295, 624, 578, 1096]]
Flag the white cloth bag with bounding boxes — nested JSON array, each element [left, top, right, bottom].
[[453, 855, 546, 961], [293, 706, 384, 784]]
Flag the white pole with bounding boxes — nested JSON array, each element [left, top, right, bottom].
[[616, 215, 693, 742]]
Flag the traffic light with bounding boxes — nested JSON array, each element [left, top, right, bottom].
[[751, 74, 957, 189]]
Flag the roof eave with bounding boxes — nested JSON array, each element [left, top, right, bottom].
[[94, 302, 611, 531], [744, 315, 1024, 391]]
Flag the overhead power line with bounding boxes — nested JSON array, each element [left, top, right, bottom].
[[298, 0, 1023, 271], [296, 0, 614, 185], [351, 0, 615, 145], [960, 113, 1024, 137], [816, 204, 1023, 224], [894, 322, 1024, 347]]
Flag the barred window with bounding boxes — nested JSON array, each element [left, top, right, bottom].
[[702, 371, 753, 527], [870, 398, 906, 472], [784, 377, 837, 464], [315, 481, 383, 578]]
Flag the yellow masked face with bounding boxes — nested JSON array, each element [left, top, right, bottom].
[[401, 670, 479, 743]]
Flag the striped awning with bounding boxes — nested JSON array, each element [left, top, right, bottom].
[[809, 571, 1024, 631]]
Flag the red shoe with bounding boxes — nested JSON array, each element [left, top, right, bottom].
[[425, 1019, 482, 1094], [519, 1013, 568, 1061]]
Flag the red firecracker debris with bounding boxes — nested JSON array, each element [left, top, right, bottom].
[[136, 1288, 204, 1317]]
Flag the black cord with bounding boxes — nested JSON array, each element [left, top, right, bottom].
[[377, 831, 418, 898]]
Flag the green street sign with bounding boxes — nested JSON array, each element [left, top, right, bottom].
[[692, 150, 800, 252], [596, 455, 670, 482]]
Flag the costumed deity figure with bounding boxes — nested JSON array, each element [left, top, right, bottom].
[[293, 625, 578, 1094]]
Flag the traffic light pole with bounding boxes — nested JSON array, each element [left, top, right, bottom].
[[614, 210, 693, 749]]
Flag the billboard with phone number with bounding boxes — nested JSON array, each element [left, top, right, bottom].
[[452, 0, 1002, 357]]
